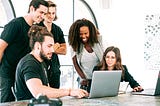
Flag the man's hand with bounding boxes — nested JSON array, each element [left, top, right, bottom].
[[70, 89, 89, 98]]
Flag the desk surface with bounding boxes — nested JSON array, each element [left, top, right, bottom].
[[1, 93, 160, 106]]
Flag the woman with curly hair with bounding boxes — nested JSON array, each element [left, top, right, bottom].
[[68, 18, 104, 92]]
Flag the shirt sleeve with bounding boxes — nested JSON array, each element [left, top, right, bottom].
[[57, 27, 66, 43], [23, 61, 41, 82], [70, 46, 76, 58], [0, 19, 20, 44], [123, 65, 140, 88]]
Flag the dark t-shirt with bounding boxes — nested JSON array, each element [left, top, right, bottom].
[[15, 54, 48, 100], [38, 22, 65, 67], [0, 17, 31, 80], [38, 22, 66, 88]]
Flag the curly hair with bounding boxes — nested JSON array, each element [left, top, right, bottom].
[[68, 18, 99, 53]]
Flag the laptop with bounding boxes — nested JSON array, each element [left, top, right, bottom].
[[132, 71, 160, 96], [87, 70, 122, 98]]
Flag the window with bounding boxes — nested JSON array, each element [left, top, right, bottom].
[[0, 0, 16, 35]]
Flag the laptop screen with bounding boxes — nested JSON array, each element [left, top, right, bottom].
[[88, 70, 122, 98]]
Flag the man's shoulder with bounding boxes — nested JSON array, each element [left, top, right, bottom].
[[5, 17, 26, 28], [52, 23, 63, 31], [9, 17, 24, 23], [20, 54, 38, 64]]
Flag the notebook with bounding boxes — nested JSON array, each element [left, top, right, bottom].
[[87, 70, 122, 99], [132, 71, 160, 96]]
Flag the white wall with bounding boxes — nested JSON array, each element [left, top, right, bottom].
[[90, 0, 160, 88]]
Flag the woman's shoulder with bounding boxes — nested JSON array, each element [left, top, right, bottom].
[[93, 66, 99, 71], [122, 65, 127, 68], [122, 65, 128, 70], [122, 65, 130, 73]]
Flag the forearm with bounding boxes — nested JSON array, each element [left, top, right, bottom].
[[75, 68, 86, 79], [0, 53, 3, 63], [26, 78, 88, 98], [0, 39, 8, 62], [31, 85, 70, 98], [72, 56, 86, 79], [27, 78, 70, 98], [54, 43, 66, 55]]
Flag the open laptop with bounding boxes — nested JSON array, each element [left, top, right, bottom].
[[132, 71, 160, 96], [87, 70, 122, 99]]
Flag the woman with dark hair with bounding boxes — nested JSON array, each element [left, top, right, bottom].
[[68, 18, 103, 92], [94, 46, 143, 92]]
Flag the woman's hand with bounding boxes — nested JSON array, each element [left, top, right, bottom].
[[80, 79, 89, 86], [133, 86, 144, 92]]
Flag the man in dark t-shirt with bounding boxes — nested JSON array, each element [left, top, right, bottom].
[[38, 22, 66, 88], [15, 25, 88, 100], [38, 1, 66, 88], [15, 54, 49, 100], [0, 0, 48, 103]]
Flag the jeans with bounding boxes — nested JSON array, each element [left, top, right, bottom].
[[0, 77, 15, 103]]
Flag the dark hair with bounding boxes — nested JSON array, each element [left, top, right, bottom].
[[96, 46, 125, 78], [28, 0, 49, 13], [68, 18, 99, 53], [47, 1, 58, 21], [28, 25, 53, 49]]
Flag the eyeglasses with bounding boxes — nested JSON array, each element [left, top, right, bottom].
[[105, 56, 116, 60]]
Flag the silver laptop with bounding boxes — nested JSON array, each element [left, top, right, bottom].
[[132, 71, 160, 96], [87, 70, 122, 98]]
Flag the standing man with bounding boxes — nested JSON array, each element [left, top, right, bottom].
[[0, 0, 48, 103], [39, 1, 66, 88]]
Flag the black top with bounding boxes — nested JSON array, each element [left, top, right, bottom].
[[38, 22, 65, 88], [0, 17, 31, 80], [15, 54, 49, 100], [93, 65, 140, 88]]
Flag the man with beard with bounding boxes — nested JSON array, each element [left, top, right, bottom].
[[38, 1, 67, 89], [0, 0, 49, 102], [14, 25, 88, 101]]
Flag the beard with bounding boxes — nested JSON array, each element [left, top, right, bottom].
[[40, 50, 51, 61]]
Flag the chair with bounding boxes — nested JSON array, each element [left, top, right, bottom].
[[11, 86, 17, 101]]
